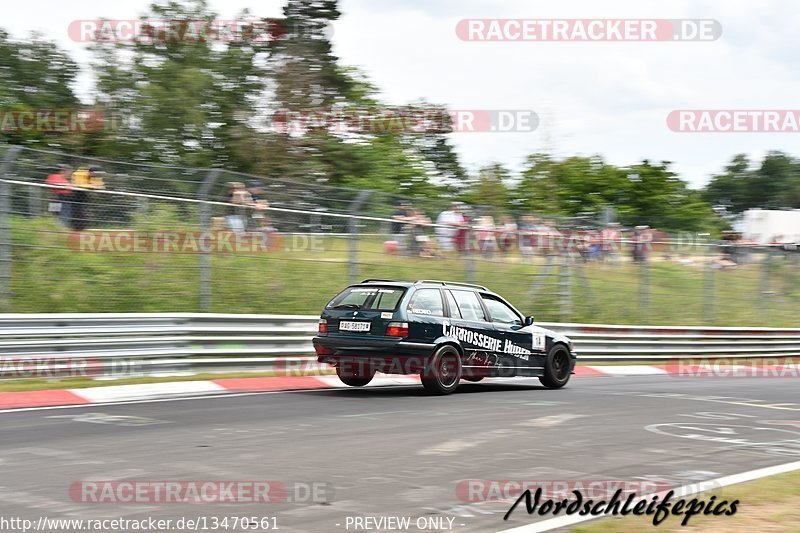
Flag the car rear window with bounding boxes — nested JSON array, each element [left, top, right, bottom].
[[326, 286, 406, 311]]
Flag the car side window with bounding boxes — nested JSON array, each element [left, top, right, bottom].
[[451, 290, 487, 322], [373, 289, 404, 310], [408, 289, 444, 317], [482, 296, 522, 325], [444, 290, 462, 319]]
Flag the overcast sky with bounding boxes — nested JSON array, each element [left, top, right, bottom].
[[5, 0, 800, 187]]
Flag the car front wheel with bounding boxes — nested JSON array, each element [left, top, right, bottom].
[[421, 345, 462, 395], [539, 344, 572, 389]]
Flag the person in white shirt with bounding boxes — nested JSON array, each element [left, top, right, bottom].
[[498, 215, 518, 252], [435, 203, 465, 252]]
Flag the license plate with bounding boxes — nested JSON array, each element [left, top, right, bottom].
[[339, 321, 371, 332]]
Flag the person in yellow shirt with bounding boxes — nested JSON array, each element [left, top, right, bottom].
[[71, 166, 106, 190], [69, 166, 106, 231]]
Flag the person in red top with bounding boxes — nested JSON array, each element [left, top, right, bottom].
[[45, 165, 73, 226]]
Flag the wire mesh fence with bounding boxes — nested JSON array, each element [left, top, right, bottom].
[[1, 144, 798, 326]]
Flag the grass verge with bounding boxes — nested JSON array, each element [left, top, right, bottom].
[[571, 470, 800, 532], [8, 214, 800, 326]]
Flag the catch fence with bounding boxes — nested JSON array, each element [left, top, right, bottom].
[[0, 145, 798, 327]]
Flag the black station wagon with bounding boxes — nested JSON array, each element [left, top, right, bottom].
[[312, 279, 577, 394]]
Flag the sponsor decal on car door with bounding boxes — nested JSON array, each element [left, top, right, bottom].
[[443, 290, 503, 369], [480, 294, 541, 370]]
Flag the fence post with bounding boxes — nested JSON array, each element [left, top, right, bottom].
[[0, 146, 22, 312], [559, 255, 572, 322], [574, 260, 597, 319], [198, 169, 220, 312], [703, 245, 716, 324], [639, 259, 650, 320], [464, 228, 476, 283], [347, 190, 372, 284], [529, 253, 554, 299], [758, 247, 771, 321]]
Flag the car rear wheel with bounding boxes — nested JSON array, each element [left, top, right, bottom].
[[421, 345, 462, 395], [336, 362, 375, 387], [539, 344, 572, 389]]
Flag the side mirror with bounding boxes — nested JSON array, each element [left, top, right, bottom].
[[524, 316, 535, 326]]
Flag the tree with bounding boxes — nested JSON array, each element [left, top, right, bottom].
[[513, 155, 722, 233], [622, 160, 719, 232], [262, 0, 355, 181], [513, 154, 629, 218], [0, 29, 81, 147], [703, 154, 751, 212], [704, 152, 800, 212], [753, 151, 800, 209], [267, 0, 350, 111], [398, 100, 467, 191], [512, 153, 559, 215], [460, 163, 511, 212], [89, 0, 270, 167]]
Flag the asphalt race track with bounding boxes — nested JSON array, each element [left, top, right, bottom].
[[2, 375, 800, 533]]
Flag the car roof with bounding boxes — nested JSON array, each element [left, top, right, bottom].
[[355, 279, 491, 292]]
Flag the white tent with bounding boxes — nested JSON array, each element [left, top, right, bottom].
[[736, 209, 800, 244]]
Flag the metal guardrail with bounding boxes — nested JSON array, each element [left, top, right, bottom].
[[0, 314, 798, 380]]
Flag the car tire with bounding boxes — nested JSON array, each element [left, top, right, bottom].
[[462, 366, 488, 382], [421, 345, 462, 395], [336, 362, 375, 387], [539, 344, 572, 389]]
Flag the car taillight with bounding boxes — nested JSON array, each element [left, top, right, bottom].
[[318, 319, 328, 333], [385, 321, 409, 338]]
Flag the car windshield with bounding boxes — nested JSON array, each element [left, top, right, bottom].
[[326, 286, 406, 311]]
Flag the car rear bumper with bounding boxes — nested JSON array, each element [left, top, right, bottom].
[[313, 335, 435, 355], [313, 335, 435, 373]]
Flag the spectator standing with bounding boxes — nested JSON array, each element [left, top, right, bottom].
[[45, 165, 73, 226], [435, 202, 464, 253], [498, 215, 518, 252], [720, 231, 741, 266], [224, 182, 252, 234], [246, 180, 269, 231], [518, 215, 537, 255], [601, 223, 622, 262], [453, 207, 473, 254], [631, 226, 651, 263], [69, 166, 105, 231], [538, 219, 560, 257], [254, 201, 276, 249], [475, 215, 497, 257], [406, 208, 430, 257], [587, 230, 603, 261], [390, 200, 413, 254]]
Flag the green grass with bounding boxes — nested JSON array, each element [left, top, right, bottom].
[[6, 213, 800, 326], [571, 470, 800, 532]]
